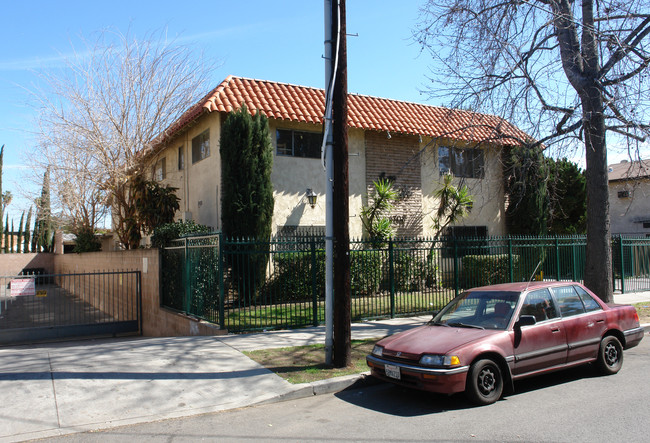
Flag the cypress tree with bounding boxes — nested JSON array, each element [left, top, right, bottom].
[[35, 169, 53, 252], [10, 220, 14, 253], [23, 207, 32, 253], [3, 214, 8, 253], [17, 212, 24, 254], [220, 105, 274, 300]]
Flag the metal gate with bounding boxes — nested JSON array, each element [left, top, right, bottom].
[[0, 271, 141, 345]]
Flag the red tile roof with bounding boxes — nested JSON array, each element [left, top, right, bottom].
[[156, 75, 529, 148]]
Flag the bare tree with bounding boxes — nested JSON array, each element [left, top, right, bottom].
[[415, 0, 650, 302], [32, 29, 214, 247]]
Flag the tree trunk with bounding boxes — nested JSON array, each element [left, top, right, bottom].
[[581, 85, 613, 303]]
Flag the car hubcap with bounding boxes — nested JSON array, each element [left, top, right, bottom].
[[604, 343, 619, 366], [478, 367, 496, 395]]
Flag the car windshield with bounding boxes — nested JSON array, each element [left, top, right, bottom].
[[430, 290, 520, 330]]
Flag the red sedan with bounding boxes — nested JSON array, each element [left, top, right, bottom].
[[367, 281, 644, 405]]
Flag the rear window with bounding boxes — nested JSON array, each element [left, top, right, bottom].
[[552, 286, 586, 317], [574, 286, 602, 312]]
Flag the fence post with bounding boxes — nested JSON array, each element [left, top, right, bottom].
[[218, 232, 225, 329], [555, 236, 561, 281], [619, 236, 626, 294], [311, 236, 318, 326], [184, 237, 191, 314], [453, 237, 459, 297], [388, 238, 395, 318], [508, 237, 513, 283]]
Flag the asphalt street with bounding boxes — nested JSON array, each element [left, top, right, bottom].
[[35, 335, 650, 443]]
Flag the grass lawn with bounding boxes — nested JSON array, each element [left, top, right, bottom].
[[243, 339, 378, 384], [635, 302, 650, 324]]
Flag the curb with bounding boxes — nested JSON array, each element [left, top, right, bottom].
[[254, 371, 381, 407]]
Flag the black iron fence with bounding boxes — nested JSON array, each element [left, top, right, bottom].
[[159, 234, 650, 333], [0, 270, 141, 344]]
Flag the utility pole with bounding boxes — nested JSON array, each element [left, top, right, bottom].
[[331, 0, 351, 368], [323, 0, 335, 366]]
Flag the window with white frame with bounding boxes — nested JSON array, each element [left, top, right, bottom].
[[438, 146, 485, 178], [192, 129, 210, 164]]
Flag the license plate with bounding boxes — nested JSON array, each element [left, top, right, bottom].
[[385, 364, 401, 380]]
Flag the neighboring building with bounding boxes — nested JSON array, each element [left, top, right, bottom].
[[142, 75, 528, 240], [608, 158, 650, 236]]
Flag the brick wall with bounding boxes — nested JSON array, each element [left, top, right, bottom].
[[365, 131, 423, 237]]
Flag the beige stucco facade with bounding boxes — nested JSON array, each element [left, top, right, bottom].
[[609, 178, 650, 235], [146, 113, 507, 239]]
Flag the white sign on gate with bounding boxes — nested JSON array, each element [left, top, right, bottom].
[[10, 278, 36, 297]]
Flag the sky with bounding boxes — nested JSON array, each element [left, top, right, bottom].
[[0, 1, 646, 225]]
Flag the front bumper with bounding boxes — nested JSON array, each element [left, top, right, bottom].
[[366, 354, 470, 395]]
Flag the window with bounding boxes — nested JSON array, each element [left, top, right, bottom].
[[551, 286, 586, 317], [276, 129, 322, 158], [573, 286, 602, 312], [438, 146, 484, 178], [192, 129, 210, 164], [520, 289, 559, 322], [618, 190, 630, 198], [154, 157, 166, 181], [178, 146, 185, 170]]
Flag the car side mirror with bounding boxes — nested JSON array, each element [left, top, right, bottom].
[[516, 315, 536, 328]]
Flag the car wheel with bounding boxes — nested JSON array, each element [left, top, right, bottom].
[[466, 359, 503, 405], [596, 335, 623, 375]]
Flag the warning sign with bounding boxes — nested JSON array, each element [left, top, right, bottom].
[[36, 290, 48, 297], [10, 278, 36, 297]]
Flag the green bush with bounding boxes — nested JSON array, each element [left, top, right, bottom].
[[350, 250, 382, 295], [73, 226, 102, 253], [460, 254, 519, 288], [151, 220, 212, 248], [262, 250, 326, 303], [392, 249, 440, 292]]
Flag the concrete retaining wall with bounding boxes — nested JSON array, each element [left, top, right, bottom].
[[1, 250, 223, 338]]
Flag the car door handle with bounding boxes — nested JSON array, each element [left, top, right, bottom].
[[551, 327, 561, 333]]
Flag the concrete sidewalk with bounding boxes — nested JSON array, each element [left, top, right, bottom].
[[0, 292, 648, 442]]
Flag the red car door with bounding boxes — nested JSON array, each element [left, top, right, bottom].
[[552, 285, 606, 363], [513, 289, 568, 376]]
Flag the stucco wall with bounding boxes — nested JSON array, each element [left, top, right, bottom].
[[145, 110, 507, 240], [150, 111, 223, 231], [421, 139, 506, 237], [0, 253, 54, 276], [609, 178, 650, 235]]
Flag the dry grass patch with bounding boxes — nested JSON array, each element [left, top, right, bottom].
[[243, 339, 377, 384], [634, 302, 650, 324]]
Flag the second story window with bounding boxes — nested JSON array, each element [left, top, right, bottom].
[[178, 146, 185, 170], [439, 146, 484, 179], [154, 157, 166, 181], [192, 129, 210, 164], [276, 129, 321, 159]]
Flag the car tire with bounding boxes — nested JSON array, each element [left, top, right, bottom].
[[465, 359, 503, 405], [596, 335, 623, 375]]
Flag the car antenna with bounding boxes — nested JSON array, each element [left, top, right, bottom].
[[525, 260, 543, 291]]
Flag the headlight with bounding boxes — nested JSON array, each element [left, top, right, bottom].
[[371, 345, 384, 357], [419, 354, 460, 367]]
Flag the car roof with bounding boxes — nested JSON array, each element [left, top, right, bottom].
[[468, 281, 581, 293]]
